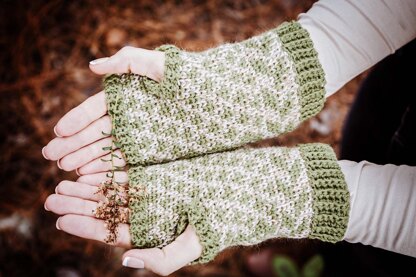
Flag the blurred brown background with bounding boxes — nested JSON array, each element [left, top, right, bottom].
[[0, 0, 366, 276]]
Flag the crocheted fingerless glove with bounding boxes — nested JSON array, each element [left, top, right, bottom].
[[105, 21, 326, 165], [128, 143, 349, 264]]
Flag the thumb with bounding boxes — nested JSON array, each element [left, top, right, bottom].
[[89, 46, 165, 82], [121, 225, 203, 276]]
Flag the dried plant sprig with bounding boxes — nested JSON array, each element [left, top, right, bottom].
[[92, 132, 131, 245]]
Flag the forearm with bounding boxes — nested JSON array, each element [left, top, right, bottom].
[[299, 0, 416, 96], [339, 160, 416, 257]]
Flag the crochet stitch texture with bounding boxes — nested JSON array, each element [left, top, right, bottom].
[[128, 143, 349, 263], [104, 21, 326, 165]]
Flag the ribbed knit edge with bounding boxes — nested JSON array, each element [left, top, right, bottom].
[[103, 73, 145, 165], [141, 44, 183, 99], [298, 143, 350, 243], [127, 166, 153, 248], [276, 21, 327, 121]]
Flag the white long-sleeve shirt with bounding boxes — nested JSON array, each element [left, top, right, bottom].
[[298, 0, 416, 257]]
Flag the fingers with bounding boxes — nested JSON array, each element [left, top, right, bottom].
[[45, 194, 97, 217], [55, 47, 164, 137], [54, 91, 107, 137], [57, 137, 114, 171], [122, 225, 203, 275], [77, 149, 126, 175], [55, 180, 103, 202], [89, 46, 165, 82], [76, 171, 128, 186], [43, 116, 112, 161], [57, 214, 131, 248]]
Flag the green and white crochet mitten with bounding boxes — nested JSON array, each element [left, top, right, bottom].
[[128, 143, 349, 264], [105, 21, 326, 165]]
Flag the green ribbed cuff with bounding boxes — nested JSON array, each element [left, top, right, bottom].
[[128, 166, 159, 248], [104, 74, 142, 165], [298, 143, 350, 242], [276, 21, 326, 121]]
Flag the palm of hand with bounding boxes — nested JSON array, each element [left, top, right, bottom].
[[42, 46, 202, 276]]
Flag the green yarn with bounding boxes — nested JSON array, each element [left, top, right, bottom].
[[298, 144, 350, 242], [103, 21, 345, 264], [104, 21, 326, 166], [275, 22, 326, 121], [127, 143, 349, 264]]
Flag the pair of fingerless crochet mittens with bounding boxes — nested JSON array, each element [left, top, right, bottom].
[[103, 21, 350, 263]]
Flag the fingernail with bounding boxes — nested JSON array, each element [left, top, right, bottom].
[[44, 203, 50, 211], [54, 126, 62, 137], [55, 186, 59, 194], [42, 147, 48, 160], [57, 160, 62, 169], [75, 168, 81, 176], [56, 218, 61, 230], [90, 57, 109, 65], [122, 257, 144, 269]]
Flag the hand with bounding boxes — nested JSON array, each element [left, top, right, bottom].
[[44, 172, 203, 276], [42, 46, 165, 173]]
